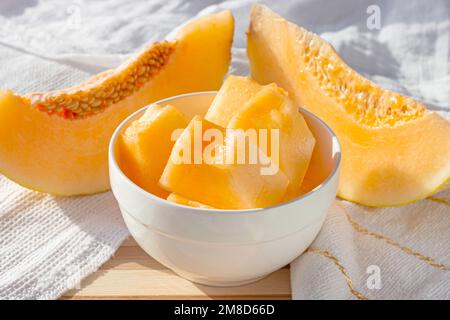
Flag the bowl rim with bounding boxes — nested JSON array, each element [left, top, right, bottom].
[[108, 91, 341, 214]]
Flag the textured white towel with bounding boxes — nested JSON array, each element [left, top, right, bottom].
[[291, 191, 450, 300], [0, 176, 128, 300], [0, 0, 449, 300]]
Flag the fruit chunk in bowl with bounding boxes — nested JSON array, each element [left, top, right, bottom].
[[117, 76, 317, 209], [109, 79, 340, 286]]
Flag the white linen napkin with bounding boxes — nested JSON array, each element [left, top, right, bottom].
[[291, 191, 450, 300], [0, 175, 129, 300], [0, 0, 448, 300]]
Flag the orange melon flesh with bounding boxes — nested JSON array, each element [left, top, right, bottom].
[[205, 75, 262, 127], [0, 11, 234, 195], [167, 193, 214, 209], [117, 104, 188, 198], [159, 116, 289, 209], [247, 4, 450, 206], [228, 84, 315, 197]]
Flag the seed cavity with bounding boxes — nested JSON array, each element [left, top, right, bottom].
[[27, 41, 176, 119], [299, 33, 426, 127]]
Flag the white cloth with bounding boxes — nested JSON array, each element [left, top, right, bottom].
[[0, 177, 128, 300], [291, 191, 450, 300], [0, 0, 449, 299]]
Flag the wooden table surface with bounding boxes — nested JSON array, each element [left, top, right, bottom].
[[63, 237, 291, 300]]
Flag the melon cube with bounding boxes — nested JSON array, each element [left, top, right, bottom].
[[159, 116, 289, 209], [205, 75, 262, 127], [228, 84, 316, 196], [117, 104, 188, 197]]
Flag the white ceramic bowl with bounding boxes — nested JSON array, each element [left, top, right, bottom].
[[109, 91, 341, 287]]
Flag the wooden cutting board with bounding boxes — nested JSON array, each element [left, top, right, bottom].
[[63, 237, 291, 300]]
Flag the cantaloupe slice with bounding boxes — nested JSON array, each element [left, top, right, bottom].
[[0, 11, 234, 195], [117, 104, 188, 198], [228, 84, 315, 197], [247, 4, 450, 206], [167, 193, 214, 209], [205, 75, 263, 127], [159, 116, 289, 209]]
